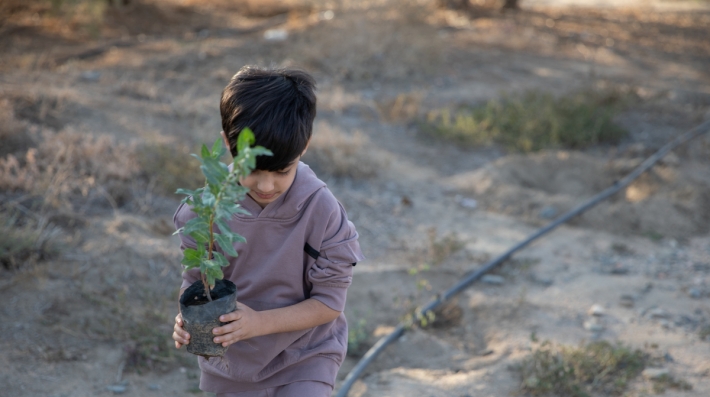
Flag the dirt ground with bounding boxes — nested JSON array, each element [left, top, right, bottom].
[[1, 0, 709, 396]]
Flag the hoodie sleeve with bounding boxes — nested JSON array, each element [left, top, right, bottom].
[[173, 201, 201, 290], [307, 200, 365, 312]]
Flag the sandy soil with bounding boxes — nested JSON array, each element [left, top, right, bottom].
[[0, 0, 709, 396]]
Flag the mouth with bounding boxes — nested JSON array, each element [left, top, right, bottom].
[[254, 191, 276, 200]]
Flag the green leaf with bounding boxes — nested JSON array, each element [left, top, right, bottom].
[[211, 138, 223, 157], [214, 218, 232, 238], [212, 251, 230, 268], [202, 191, 216, 209], [214, 234, 239, 257], [183, 217, 210, 244], [181, 248, 202, 269], [201, 156, 228, 186], [200, 144, 210, 159], [175, 188, 200, 197], [237, 128, 255, 153]]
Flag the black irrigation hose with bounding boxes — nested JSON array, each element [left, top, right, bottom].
[[336, 118, 710, 397]]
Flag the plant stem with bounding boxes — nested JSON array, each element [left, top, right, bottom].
[[204, 216, 215, 302]]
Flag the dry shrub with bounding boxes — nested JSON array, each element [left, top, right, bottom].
[[518, 340, 647, 397], [0, 128, 140, 210], [377, 91, 424, 122], [0, 98, 34, 158], [304, 122, 390, 179], [0, 209, 60, 270], [286, 4, 443, 81], [135, 140, 204, 196]]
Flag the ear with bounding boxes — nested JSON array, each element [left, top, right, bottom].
[[220, 131, 231, 153], [300, 138, 310, 157]]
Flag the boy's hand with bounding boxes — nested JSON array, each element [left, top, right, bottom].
[[212, 301, 262, 347], [173, 312, 190, 348]]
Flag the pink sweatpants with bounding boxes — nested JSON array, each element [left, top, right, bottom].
[[216, 381, 333, 397]]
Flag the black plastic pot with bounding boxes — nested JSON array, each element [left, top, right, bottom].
[[179, 279, 237, 358]]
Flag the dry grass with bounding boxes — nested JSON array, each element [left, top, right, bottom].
[[0, 128, 140, 210], [377, 91, 425, 122], [517, 340, 647, 397], [0, 208, 60, 270], [0, 98, 33, 159], [135, 140, 205, 196], [304, 121, 391, 179], [284, 3, 443, 81]]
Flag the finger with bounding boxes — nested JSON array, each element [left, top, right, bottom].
[[219, 310, 242, 323], [214, 329, 245, 347], [173, 330, 189, 346], [174, 323, 190, 341], [175, 313, 183, 326], [213, 319, 241, 336]]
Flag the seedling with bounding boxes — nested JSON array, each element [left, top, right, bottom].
[[175, 128, 271, 301]]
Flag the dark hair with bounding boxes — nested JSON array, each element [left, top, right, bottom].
[[220, 66, 316, 171]]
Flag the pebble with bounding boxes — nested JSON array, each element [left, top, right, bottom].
[[648, 308, 671, 319], [148, 384, 161, 391], [642, 368, 670, 380], [689, 288, 704, 299], [457, 197, 478, 210], [583, 318, 605, 332], [80, 71, 101, 82], [106, 384, 127, 394], [481, 275, 505, 285], [531, 275, 554, 287], [539, 206, 557, 219], [588, 304, 605, 317], [264, 29, 288, 41], [619, 295, 635, 308]]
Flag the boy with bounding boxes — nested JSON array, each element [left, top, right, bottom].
[[172, 67, 364, 397]]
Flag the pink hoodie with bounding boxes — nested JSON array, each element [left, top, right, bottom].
[[173, 162, 364, 393]]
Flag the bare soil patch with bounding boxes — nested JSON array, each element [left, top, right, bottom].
[[1, 1, 709, 396]]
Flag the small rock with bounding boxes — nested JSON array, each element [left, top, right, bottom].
[[660, 152, 680, 167], [531, 274, 554, 287], [689, 288, 704, 299], [148, 384, 161, 391], [457, 197, 478, 210], [106, 384, 127, 394], [481, 275, 505, 285], [588, 304, 606, 317], [179, 367, 187, 373], [610, 265, 629, 275], [659, 319, 672, 329], [642, 368, 670, 380], [583, 318, 605, 332], [80, 71, 101, 82], [477, 348, 494, 356], [264, 29, 288, 41], [619, 295, 635, 308], [539, 206, 557, 219], [648, 308, 671, 319]]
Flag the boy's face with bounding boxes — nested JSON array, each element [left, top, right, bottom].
[[222, 131, 307, 208], [239, 159, 300, 208]]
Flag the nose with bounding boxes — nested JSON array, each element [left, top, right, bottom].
[[256, 174, 274, 193]]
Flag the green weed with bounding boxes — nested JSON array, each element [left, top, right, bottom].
[[424, 89, 632, 152], [0, 209, 58, 270], [517, 340, 647, 397], [651, 374, 693, 393], [347, 319, 369, 357]]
